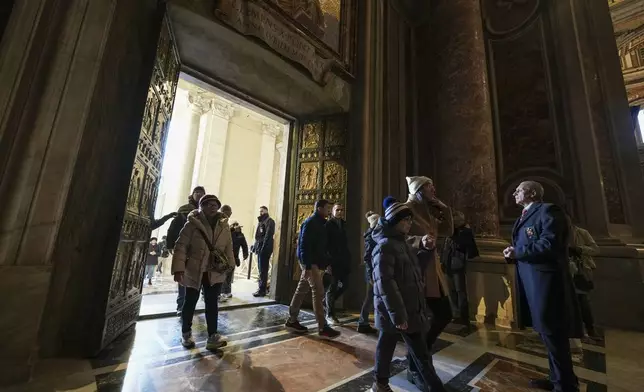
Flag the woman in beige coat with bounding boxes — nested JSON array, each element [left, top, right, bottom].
[[172, 194, 235, 350]]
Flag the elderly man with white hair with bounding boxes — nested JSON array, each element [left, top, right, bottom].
[[503, 180, 583, 392], [403, 175, 454, 389]]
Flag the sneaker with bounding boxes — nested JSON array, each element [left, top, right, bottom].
[[181, 332, 195, 348], [285, 320, 308, 334], [318, 325, 341, 339], [224, 293, 233, 299], [206, 333, 228, 350], [326, 315, 340, 326], [218, 295, 230, 303], [370, 382, 394, 392], [357, 324, 377, 334], [252, 290, 266, 297]]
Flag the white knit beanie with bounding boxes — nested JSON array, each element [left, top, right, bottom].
[[406, 176, 433, 195], [365, 211, 380, 228]]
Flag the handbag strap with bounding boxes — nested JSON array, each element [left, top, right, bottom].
[[197, 225, 223, 253]]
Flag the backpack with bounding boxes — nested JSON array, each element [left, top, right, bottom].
[[440, 237, 467, 273]]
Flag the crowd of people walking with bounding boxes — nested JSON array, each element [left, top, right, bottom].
[[151, 173, 598, 392]]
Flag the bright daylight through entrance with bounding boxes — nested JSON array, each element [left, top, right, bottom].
[[140, 75, 289, 317]]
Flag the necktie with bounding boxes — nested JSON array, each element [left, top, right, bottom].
[[520, 209, 528, 221]]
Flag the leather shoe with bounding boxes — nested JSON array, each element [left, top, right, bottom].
[[529, 378, 554, 391]]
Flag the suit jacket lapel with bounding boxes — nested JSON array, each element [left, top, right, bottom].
[[513, 203, 542, 237]]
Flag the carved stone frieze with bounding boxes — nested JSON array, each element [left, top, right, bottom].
[[188, 91, 213, 115]]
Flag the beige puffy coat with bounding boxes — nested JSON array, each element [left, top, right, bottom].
[[171, 210, 235, 289]]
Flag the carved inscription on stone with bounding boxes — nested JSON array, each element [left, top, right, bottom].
[[215, 0, 333, 83], [299, 162, 319, 190], [323, 161, 344, 190]]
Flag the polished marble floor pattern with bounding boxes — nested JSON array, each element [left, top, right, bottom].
[[6, 304, 644, 392]]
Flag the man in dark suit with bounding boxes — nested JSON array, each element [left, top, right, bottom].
[[503, 180, 582, 392]]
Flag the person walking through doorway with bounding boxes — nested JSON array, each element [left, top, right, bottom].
[[145, 237, 160, 285], [166, 186, 205, 317], [441, 211, 479, 329], [324, 203, 352, 325], [285, 199, 341, 338], [403, 176, 454, 389], [357, 211, 379, 334], [172, 194, 235, 350], [503, 180, 582, 392], [371, 196, 446, 392], [252, 206, 275, 297], [219, 204, 235, 302]]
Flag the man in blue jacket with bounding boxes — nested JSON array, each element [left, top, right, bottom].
[[285, 199, 340, 339], [503, 181, 582, 392]]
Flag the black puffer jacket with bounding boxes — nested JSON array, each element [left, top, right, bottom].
[[372, 218, 429, 334]]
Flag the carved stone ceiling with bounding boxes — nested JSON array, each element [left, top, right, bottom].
[[166, 0, 351, 117]]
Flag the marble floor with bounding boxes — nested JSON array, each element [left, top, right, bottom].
[[6, 304, 644, 392], [139, 279, 274, 318]]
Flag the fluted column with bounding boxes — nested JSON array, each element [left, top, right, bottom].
[[426, 0, 500, 238], [194, 96, 235, 195], [180, 91, 211, 199]]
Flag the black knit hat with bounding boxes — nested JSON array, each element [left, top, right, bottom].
[[199, 194, 221, 208], [192, 186, 205, 194]]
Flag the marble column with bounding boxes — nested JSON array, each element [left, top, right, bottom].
[[425, 0, 500, 238], [255, 123, 279, 211], [194, 96, 235, 195], [181, 91, 211, 199]]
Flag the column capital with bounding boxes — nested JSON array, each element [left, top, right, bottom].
[[187, 91, 212, 115], [261, 122, 281, 138], [211, 96, 236, 120]]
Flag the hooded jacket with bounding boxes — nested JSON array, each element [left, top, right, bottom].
[[171, 210, 235, 289]]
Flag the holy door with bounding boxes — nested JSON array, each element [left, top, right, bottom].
[[101, 16, 180, 348], [290, 116, 348, 281]]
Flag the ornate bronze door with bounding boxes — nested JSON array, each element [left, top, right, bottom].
[[290, 116, 348, 282], [101, 16, 180, 348]]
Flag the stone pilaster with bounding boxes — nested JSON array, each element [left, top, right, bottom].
[[254, 122, 279, 213], [193, 95, 235, 195], [180, 90, 211, 198]]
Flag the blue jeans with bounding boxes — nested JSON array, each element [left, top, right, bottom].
[[144, 265, 155, 280]]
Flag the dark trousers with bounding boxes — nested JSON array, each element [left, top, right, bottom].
[[374, 330, 444, 390], [177, 284, 186, 311], [358, 282, 374, 326], [324, 273, 348, 316], [540, 332, 579, 392], [181, 274, 223, 336], [577, 294, 595, 334], [221, 268, 234, 295], [446, 272, 469, 323], [409, 296, 452, 374], [257, 252, 271, 293]]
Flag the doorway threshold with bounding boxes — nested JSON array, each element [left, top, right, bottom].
[[138, 298, 276, 321]]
